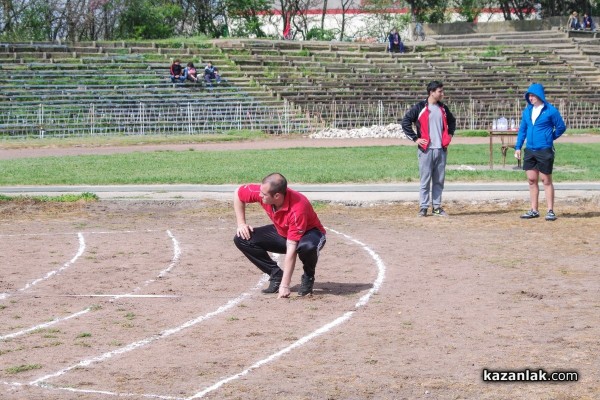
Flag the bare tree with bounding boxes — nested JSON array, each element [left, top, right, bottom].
[[188, 0, 228, 37], [497, 0, 534, 20], [0, 0, 15, 33], [320, 0, 327, 31], [360, 0, 407, 41], [338, 0, 360, 40], [1, 0, 31, 37], [275, 0, 295, 38]]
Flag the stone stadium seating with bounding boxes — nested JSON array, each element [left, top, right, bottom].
[[0, 41, 305, 137], [213, 30, 600, 130], [2, 29, 600, 137]]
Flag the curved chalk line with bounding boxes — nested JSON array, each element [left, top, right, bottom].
[[186, 227, 386, 399], [0, 233, 85, 301], [5, 227, 385, 400], [29, 276, 269, 387], [0, 230, 178, 341]]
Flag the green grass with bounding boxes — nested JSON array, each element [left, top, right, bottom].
[[5, 364, 42, 374], [482, 45, 503, 57], [457, 130, 488, 137], [0, 193, 98, 202], [0, 143, 598, 185]]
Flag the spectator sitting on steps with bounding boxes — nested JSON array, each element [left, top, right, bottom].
[[387, 28, 405, 53], [170, 59, 186, 83], [567, 11, 582, 30], [582, 13, 595, 30], [204, 61, 221, 86], [185, 62, 199, 83]]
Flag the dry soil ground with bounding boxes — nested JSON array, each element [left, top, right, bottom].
[[1, 196, 599, 400]]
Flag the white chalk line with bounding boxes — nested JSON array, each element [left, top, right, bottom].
[[0, 233, 86, 301], [186, 227, 386, 399], [0, 230, 180, 341], [0, 308, 91, 341], [188, 310, 355, 399], [33, 384, 185, 400], [3, 379, 183, 400], [8, 250, 273, 398], [7, 228, 384, 400], [28, 275, 269, 388], [112, 230, 182, 300]]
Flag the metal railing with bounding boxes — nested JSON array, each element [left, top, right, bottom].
[[0, 100, 304, 139], [301, 99, 600, 131], [2, 99, 598, 139]]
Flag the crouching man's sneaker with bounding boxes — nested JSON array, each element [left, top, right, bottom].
[[298, 274, 315, 297], [520, 210, 540, 219], [417, 208, 427, 217], [545, 210, 557, 221], [261, 280, 281, 294]]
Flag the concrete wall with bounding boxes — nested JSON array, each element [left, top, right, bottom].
[[423, 17, 566, 36], [254, 14, 572, 41]]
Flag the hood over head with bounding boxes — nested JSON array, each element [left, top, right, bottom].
[[525, 83, 546, 105]]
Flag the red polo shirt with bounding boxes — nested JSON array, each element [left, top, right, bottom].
[[237, 184, 326, 241]]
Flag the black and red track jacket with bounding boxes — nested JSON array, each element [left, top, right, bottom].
[[401, 100, 456, 151]]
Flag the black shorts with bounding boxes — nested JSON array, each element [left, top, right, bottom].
[[523, 147, 555, 175]]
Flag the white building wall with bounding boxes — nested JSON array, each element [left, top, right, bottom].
[[253, 8, 540, 41]]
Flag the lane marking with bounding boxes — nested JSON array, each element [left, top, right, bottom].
[[186, 227, 386, 399], [5, 228, 384, 400], [0, 308, 92, 341], [29, 276, 268, 386], [0, 233, 86, 301], [113, 230, 182, 300], [1, 230, 180, 341], [189, 311, 355, 399], [3, 379, 182, 400], [34, 385, 184, 400]]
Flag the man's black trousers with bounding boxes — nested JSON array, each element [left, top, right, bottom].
[[233, 225, 326, 281]]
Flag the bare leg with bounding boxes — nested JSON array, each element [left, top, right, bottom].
[[526, 169, 540, 211], [540, 172, 554, 211]]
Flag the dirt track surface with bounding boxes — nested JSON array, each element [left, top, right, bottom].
[[1, 134, 600, 160], [1, 198, 599, 400]]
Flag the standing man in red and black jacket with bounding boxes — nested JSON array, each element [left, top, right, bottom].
[[401, 81, 456, 217]]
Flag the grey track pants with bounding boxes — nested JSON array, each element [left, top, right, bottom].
[[418, 147, 447, 209]]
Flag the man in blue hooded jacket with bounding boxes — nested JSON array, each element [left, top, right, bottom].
[[515, 83, 566, 221]]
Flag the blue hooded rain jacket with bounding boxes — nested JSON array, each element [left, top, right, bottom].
[[515, 83, 566, 151]]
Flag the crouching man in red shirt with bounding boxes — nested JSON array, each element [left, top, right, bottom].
[[233, 173, 326, 298]]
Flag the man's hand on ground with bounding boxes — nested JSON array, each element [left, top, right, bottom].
[[278, 285, 290, 299]]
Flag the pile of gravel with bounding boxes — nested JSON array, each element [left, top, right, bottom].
[[309, 123, 410, 139]]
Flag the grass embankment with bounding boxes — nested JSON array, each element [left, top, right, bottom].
[[1, 144, 598, 185]]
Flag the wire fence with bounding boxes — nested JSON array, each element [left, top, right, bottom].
[[0, 100, 302, 139], [302, 99, 600, 131], [2, 99, 599, 139]]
